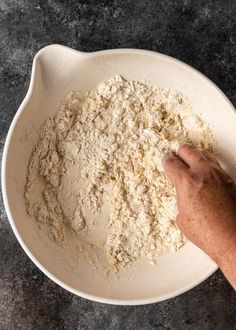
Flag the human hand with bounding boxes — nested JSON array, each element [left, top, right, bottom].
[[163, 143, 236, 289]]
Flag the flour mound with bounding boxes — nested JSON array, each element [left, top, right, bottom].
[[25, 76, 213, 267]]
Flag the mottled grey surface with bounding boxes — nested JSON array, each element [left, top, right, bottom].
[[0, 0, 236, 329]]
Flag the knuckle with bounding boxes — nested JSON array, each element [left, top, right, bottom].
[[163, 155, 176, 169], [179, 143, 193, 151], [166, 156, 176, 163], [202, 164, 217, 177], [196, 158, 213, 173], [198, 157, 207, 164], [180, 144, 195, 156], [196, 166, 220, 185], [184, 149, 194, 159], [197, 157, 209, 167]]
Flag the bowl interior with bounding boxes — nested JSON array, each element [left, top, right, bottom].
[[4, 45, 236, 304]]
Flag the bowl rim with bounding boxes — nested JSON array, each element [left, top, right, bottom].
[[3, 44, 232, 305]]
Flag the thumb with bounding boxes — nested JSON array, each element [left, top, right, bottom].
[[162, 154, 189, 187]]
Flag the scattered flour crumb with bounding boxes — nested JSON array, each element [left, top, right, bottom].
[[25, 75, 214, 269]]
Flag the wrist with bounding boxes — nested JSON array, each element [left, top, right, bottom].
[[212, 228, 236, 290]]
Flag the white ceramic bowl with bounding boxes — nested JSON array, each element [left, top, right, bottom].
[[2, 45, 236, 305]]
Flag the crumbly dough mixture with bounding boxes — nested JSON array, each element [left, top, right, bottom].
[[25, 76, 214, 267]]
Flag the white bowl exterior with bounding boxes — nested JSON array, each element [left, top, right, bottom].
[[4, 45, 236, 305]]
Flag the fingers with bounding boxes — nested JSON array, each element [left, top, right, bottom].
[[163, 144, 220, 187], [201, 150, 220, 166], [177, 143, 206, 168], [162, 154, 189, 186]]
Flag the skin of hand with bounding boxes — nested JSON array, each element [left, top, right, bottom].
[[163, 143, 236, 290]]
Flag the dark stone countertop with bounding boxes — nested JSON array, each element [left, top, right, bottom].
[[0, 1, 236, 329]]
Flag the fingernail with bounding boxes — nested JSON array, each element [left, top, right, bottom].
[[175, 143, 181, 155], [175, 142, 192, 155]]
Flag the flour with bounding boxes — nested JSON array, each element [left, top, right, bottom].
[[25, 76, 214, 268]]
